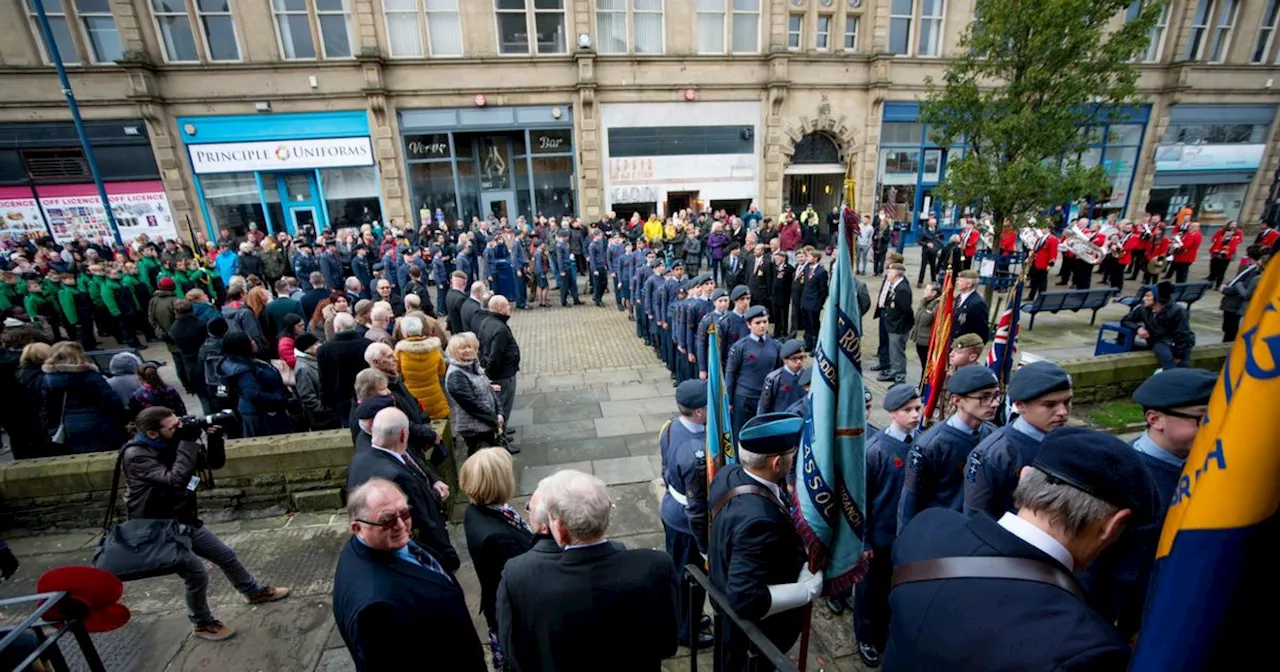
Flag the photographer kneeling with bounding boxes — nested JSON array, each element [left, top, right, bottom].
[[123, 407, 291, 641]]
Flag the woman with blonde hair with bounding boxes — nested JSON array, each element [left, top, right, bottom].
[[394, 314, 450, 419], [41, 341, 125, 454], [460, 447, 534, 671], [444, 332, 506, 455]]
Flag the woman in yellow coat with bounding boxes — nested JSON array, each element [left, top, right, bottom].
[[393, 313, 451, 419]]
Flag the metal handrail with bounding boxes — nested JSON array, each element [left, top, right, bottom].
[[684, 564, 800, 672], [0, 591, 107, 672]]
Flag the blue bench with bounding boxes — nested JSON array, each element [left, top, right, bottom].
[[1094, 322, 1137, 356], [1020, 287, 1118, 330], [1116, 281, 1211, 312]]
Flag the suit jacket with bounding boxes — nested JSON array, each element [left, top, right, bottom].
[[346, 448, 459, 572], [460, 297, 483, 334], [880, 280, 914, 334], [445, 287, 469, 334], [332, 537, 485, 672], [952, 291, 991, 343], [885, 509, 1129, 672], [497, 541, 678, 672], [723, 255, 747, 288], [463, 504, 535, 630]]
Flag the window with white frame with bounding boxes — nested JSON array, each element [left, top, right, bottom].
[[74, 0, 123, 63], [816, 14, 831, 50], [197, 1, 241, 61], [732, 0, 760, 53], [787, 14, 802, 49], [1205, 0, 1238, 62], [1185, 0, 1215, 60], [696, 0, 725, 54], [697, 0, 759, 54], [270, 0, 354, 59], [1142, 1, 1170, 63], [426, 0, 462, 56], [844, 15, 858, 51], [917, 0, 943, 57], [595, 0, 662, 55], [315, 0, 354, 58], [888, 0, 942, 57], [888, 0, 912, 55], [382, 0, 423, 57], [151, 1, 241, 63], [1255, 0, 1280, 63], [27, 0, 82, 64], [273, 0, 316, 58], [498, 0, 565, 55]]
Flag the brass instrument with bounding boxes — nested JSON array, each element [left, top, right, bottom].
[[1146, 234, 1181, 275], [978, 218, 996, 251], [1064, 225, 1107, 265]]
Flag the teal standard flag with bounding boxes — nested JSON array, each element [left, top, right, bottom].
[[706, 322, 735, 484], [792, 213, 868, 592]]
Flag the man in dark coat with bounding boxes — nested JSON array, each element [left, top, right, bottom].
[[497, 469, 678, 672], [444, 271, 469, 334], [167, 300, 208, 394], [876, 262, 914, 384], [460, 282, 486, 334], [951, 270, 991, 343], [799, 248, 829, 352], [317, 313, 371, 427], [475, 295, 521, 423], [769, 250, 794, 338], [299, 271, 330, 323], [885, 428, 1155, 672], [261, 278, 304, 344], [333, 477, 484, 672]]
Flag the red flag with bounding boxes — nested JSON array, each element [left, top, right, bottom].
[[918, 271, 956, 428]]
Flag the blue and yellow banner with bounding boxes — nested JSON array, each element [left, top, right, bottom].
[[706, 322, 735, 485], [1131, 260, 1280, 670]]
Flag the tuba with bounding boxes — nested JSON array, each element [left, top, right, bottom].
[[1064, 226, 1106, 265]]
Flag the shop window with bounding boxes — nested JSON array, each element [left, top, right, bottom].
[[1253, 0, 1280, 64], [27, 0, 81, 65], [843, 15, 858, 51], [1109, 124, 1144, 147], [596, 0, 662, 54], [881, 122, 923, 146], [409, 162, 458, 228], [1165, 123, 1266, 145], [20, 149, 90, 182], [321, 167, 381, 229], [92, 145, 162, 181], [880, 149, 920, 184], [150, 1, 242, 63], [516, 157, 534, 220], [201, 173, 267, 238], [74, 0, 123, 63], [0, 150, 27, 185], [497, 0, 566, 55], [532, 156, 575, 219]]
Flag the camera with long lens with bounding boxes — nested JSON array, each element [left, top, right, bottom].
[[179, 410, 236, 432]]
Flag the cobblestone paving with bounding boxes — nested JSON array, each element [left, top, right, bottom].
[[508, 283, 658, 375]]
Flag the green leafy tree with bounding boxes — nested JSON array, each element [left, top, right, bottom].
[[920, 0, 1164, 228]]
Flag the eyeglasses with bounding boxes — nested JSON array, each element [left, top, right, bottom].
[[964, 392, 1004, 405], [356, 509, 411, 529]]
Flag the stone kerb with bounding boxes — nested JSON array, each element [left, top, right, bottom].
[[1057, 343, 1231, 404]]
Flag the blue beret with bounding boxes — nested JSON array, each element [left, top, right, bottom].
[[354, 394, 396, 420], [1133, 368, 1217, 410], [671, 260, 684, 270], [780, 339, 804, 359], [711, 288, 728, 301], [1032, 427, 1159, 523], [883, 383, 920, 411], [1007, 362, 1072, 403], [692, 273, 712, 286], [745, 305, 768, 321], [739, 412, 804, 456], [947, 364, 999, 395], [730, 285, 750, 301], [798, 366, 813, 387], [650, 259, 664, 269], [676, 379, 708, 409]]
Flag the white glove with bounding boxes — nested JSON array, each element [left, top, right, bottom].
[[763, 567, 824, 618]]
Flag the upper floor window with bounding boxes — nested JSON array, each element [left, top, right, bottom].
[[497, 0, 566, 55], [1124, 0, 1169, 63], [149, 1, 241, 63], [816, 14, 832, 51], [1185, 0, 1238, 63], [787, 14, 802, 50], [382, 0, 462, 57], [695, 0, 759, 54], [74, 1, 123, 63], [844, 15, 858, 51], [597, 0, 663, 55], [272, 0, 354, 60], [27, 0, 124, 65], [1252, 0, 1280, 64], [889, 0, 943, 56]]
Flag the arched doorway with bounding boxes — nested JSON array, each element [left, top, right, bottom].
[[784, 133, 844, 215]]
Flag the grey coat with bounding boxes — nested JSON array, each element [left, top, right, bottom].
[[445, 359, 500, 437], [1219, 265, 1261, 314]]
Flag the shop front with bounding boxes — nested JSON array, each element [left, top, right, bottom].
[[179, 111, 381, 239], [600, 101, 760, 218], [0, 120, 179, 243], [399, 106, 576, 228], [1146, 104, 1276, 228]]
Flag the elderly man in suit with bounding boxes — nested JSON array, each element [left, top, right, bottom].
[[876, 262, 914, 384], [332, 478, 485, 672], [497, 469, 678, 671], [951, 270, 990, 343]]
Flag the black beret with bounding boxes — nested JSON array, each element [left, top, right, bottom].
[[780, 339, 804, 359], [798, 366, 813, 387], [676, 379, 708, 409], [745, 305, 768, 321], [883, 383, 920, 411], [1031, 427, 1158, 522], [948, 364, 999, 395], [711, 288, 728, 301], [738, 412, 804, 456], [294, 333, 319, 352], [1007, 362, 1072, 402], [1133, 368, 1217, 410], [692, 273, 712, 286], [354, 395, 396, 420], [730, 285, 750, 301]]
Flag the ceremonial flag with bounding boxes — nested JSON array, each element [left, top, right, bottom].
[[792, 213, 868, 594], [1130, 260, 1280, 671], [705, 322, 735, 485], [986, 277, 1024, 386], [918, 271, 956, 429]]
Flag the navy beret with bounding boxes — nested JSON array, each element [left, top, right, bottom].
[[711, 288, 728, 301], [948, 364, 999, 395], [1007, 362, 1072, 402], [671, 260, 684, 270], [1133, 368, 1217, 410], [730, 285, 750, 301], [883, 383, 920, 411], [1032, 427, 1159, 523], [650, 259, 664, 269], [692, 273, 712, 286], [676, 379, 708, 409], [798, 366, 813, 387], [745, 305, 768, 321], [738, 412, 804, 456], [354, 394, 396, 420], [780, 339, 804, 359]]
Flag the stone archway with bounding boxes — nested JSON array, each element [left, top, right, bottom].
[[781, 117, 862, 213]]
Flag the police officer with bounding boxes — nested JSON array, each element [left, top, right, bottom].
[[898, 365, 1000, 533], [708, 412, 822, 672], [718, 285, 752, 357], [885, 428, 1156, 671], [697, 288, 730, 380], [964, 362, 1074, 519], [726, 305, 783, 438], [757, 339, 807, 415], [1078, 367, 1214, 639], [660, 379, 714, 649]]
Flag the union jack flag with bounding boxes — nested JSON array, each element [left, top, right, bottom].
[[986, 278, 1024, 387]]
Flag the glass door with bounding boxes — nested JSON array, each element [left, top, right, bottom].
[[263, 171, 325, 236], [291, 207, 318, 234], [481, 191, 515, 222]]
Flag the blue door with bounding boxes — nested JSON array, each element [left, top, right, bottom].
[[264, 171, 325, 236]]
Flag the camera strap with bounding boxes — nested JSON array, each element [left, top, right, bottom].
[[101, 446, 130, 532]]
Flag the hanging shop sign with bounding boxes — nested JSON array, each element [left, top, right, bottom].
[[187, 136, 374, 174]]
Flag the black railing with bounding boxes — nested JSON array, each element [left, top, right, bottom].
[[0, 591, 107, 672], [684, 564, 800, 672]]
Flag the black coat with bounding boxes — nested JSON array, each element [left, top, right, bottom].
[[747, 255, 772, 305], [771, 263, 794, 305], [463, 504, 534, 630], [885, 509, 1129, 671], [459, 297, 483, 335], [332, 537, 485, 672], [497, 541, 678, 672], [345, 447, 459, 572], [952, 291, 991, 343], [445, 287, 468, 334], [723, 255, 747, 288], [800, 264, 829, 311], [879, 280, 914, 334], [317, 331, 372, 411], [475, 312, 521, 381], [299, 287, 329, 323], [262, 297, 305, 342]]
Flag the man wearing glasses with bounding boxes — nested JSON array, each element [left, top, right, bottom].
[[898, 365, 1001, 534], [964, 362, 1074, 519], [333, 478, 485, 672]]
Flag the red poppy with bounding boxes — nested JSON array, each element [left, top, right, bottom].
[[782, 385, 791, 392], [748, 354, 756, 361], [893, 456, 905, 469]]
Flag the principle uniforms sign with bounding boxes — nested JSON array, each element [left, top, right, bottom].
[[188, 137, 374, 174]]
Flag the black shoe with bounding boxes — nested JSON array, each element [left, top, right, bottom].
[[858, 642, 882, 668], [824, 596, 846, 615], [686, 632, 714, 649], [876, 373, 894, 382], [869, 363, 886, 372], [699, 615, 711, 631]]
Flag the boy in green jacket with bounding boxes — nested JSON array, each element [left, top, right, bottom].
[[24, 277, 66, 341], [100, 267, 140, 347], [57, 273, 97, 350]]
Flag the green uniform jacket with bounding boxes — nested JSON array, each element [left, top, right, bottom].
[[57, 284, 82, 325], [24, 290, 54, 318], [137, 256, 162, 288], [100, 278, 132, 317]]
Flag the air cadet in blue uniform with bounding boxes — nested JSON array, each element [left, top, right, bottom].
[[757, 339, 807, 415], [616, 241, 634, 314], [609, 234, 628, 311], [897, 365, 1000, 534], [660, 379, 714, 649], [681, 274, 713, 383], [646, 259, 667, 355], [885, 428, 1156, 672], [587, 229, 609, 306], [531, 240, 550, 308], [784, 366, 813, 418], [718, 285, 752, 360], [509, 234, 529, 309], [725, 305, 783, 438], [668, 280, 689, 381], [634, 251, 655, 339], [630, 241, 650, 321], [964, 361, 1074, 519], [554, 230, 581, 306], [708, 413, 822, 672], [1078, 368, 1214, 640], [663, 262, 687, 374], [853, 384, 922, 667], [696, 288, 730, 379]]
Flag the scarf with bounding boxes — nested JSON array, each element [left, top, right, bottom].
[[486, 503, 533, 534]]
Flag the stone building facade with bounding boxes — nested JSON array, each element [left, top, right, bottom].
[[2, 0, 1279, 241]]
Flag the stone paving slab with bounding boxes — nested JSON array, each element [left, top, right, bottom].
[[595, 415, 646, 438], [509, 302, 662, 374], [592, 456, 658, 485], [533, 402, 604, 424], [519, 418, 599, 443], [608, 383, 677, 401]]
